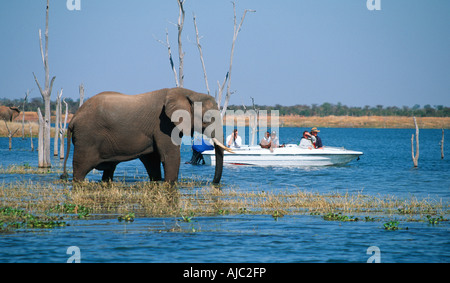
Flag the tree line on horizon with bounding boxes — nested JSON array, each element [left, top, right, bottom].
[[0, 97, 449, 118]]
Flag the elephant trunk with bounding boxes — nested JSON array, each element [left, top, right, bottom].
[[212, 144, 224, 184]]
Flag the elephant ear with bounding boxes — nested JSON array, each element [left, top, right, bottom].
[[164, 92, 193, 125]]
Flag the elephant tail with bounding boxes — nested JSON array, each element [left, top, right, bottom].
[[60, 125, 73, 180]]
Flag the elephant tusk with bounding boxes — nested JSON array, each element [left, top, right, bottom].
[[212, 138, 235, 154]]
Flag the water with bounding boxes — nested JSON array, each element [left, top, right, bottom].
[[1, 128, 449, 263]]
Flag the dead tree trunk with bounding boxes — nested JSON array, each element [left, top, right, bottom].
[[177, 0, 186, 87], [193, 13, 210, 96], [30, 125, 34, 152], [411, 116, 419, 167], [33, 0, 56, 168], [79, 83, 85, 107], [221, 2, 255, 117], [37, 108, 44, 165], [4, 121, 19, 150], [54, 88, 62, 156], [59, 98, 69, 160], [22, 89, 31, 139], [441, 129, 444, 160], [191, 2, 254, 117]]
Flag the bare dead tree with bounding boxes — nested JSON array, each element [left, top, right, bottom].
[[59, 98, 69, 160], [4, 121, 20, 150], [37, 108, 44, 165], [411, 116, 419, 167], [30, 125, 34, 152], [79, 83, 85, 107], [33, 0, 56, 168], [192, 2, 254, 117], [177, 0, 186, 87], [154, 0, 186, 87], [249, 97, 258, 145], [154, 29, 179, 87], [54, 88, 62, 156], [441, 129, 444, 160], [221, 2, 255, 117], [21, 89, 31, 139], [193, 13, 210, 96]]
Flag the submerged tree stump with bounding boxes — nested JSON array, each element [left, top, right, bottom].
[[411, 117, 419, 167]]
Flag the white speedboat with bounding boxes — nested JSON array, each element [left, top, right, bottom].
[[202, 144, 363, 167]]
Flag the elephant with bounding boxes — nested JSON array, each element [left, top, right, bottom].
[[0, 106, 20, 122], [61, 87, 231, 184]]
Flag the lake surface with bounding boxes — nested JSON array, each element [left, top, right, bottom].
[[0, 128, 449, 263]]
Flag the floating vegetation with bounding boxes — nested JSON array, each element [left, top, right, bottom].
[[425, 215, 447, 225], [323, 212, 358, 222], [383, 221, 404, 231], [0, 179, 448, 233], [0, 206, 67, 231], [118, 212, 135, 222]]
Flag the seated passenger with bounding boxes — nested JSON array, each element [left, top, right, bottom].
[[310, 127, 323, 149], [260, 131, 271, 148], [226, 129, 242, 148], [299, 131, 313, 149], [268, 131, 285, 152]]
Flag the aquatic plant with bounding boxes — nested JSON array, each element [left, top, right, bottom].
[[180, 211, 195, 223], [323, 212, 358, 222], [0, 206, 66, 231], [51, 203, 90, 219], [118, 212, 135, 222], [271, 210, 285, 220], [425, 215, 446, 225], [383, 221, 399, 230]]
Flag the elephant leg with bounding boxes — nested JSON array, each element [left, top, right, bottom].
[[72, 160, 94, 182], [101, 162, 118, 182], [72, 148, 102, 182], [140, 152, 162, 181], [161, 149, 181, 184]]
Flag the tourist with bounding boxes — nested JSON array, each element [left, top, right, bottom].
[[226, 129, 242, 148], [311, 127, 323, 149], [260, 131, 271, 149], [299, 131, 313, 149]]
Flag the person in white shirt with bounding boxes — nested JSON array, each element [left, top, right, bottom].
[[226, 129, 242, 148], [299, 131, 314, 149], [260, 131, 271, 148]]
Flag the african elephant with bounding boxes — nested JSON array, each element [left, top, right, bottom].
[[0, 106, 20, 122], [61, 87, 230, 184]]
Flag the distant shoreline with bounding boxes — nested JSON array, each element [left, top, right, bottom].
[[225, 114, 449, 129], [1, 113, 449, 138]]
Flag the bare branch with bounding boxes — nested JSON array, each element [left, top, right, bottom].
[[193, 13, 210, 95], [38, 29, 45, 66], [221, 1, 255, 117], [154, 29, 179, 87], [32, 72, 44, 97]]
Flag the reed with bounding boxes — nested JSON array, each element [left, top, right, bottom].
[[0, 179, 448, 232], [2, 180, 446, 216]]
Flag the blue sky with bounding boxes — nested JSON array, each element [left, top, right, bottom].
[[0, 0, 449, 107]]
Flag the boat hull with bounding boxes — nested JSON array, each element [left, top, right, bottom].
[[202, 145, 363, 167]]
